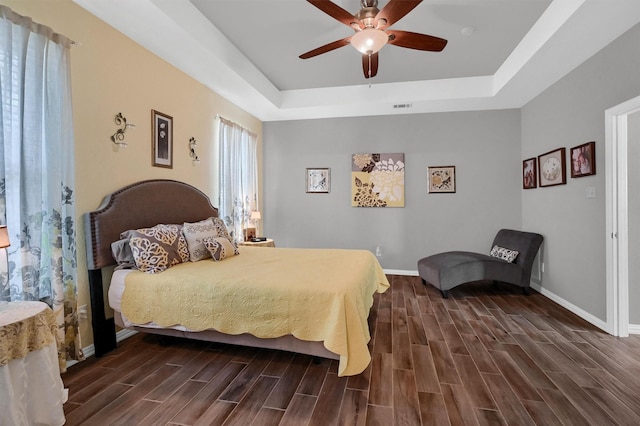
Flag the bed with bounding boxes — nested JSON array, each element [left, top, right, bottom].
[[84, 179, 389, 376]]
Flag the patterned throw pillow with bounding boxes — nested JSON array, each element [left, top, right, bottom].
[[122, 224, 189, 273], [490, 245, 519, 263], [203, 236, 238, 261], [182, 218, 218, 262], [211, 217, 239, 255]]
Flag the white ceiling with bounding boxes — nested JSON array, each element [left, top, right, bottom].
[[74, 0, 640, 121]]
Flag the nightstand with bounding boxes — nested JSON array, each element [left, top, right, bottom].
[[238, 238, 275, 248]]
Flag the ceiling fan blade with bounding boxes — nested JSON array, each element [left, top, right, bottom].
[[299, 37, 351, 59], [307, 0, 363, 29], [362, 52, 379, 79], [387, 30, 447, 51], [375, 0, 422, 29]]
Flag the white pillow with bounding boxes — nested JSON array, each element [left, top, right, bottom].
[[182, 218, 218, 262], [490, 245, 519, 263], [203, 236, 238, 261]]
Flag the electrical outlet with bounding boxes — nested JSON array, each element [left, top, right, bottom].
[[375, 246, 382, 257], [586, 187, 596, 199]]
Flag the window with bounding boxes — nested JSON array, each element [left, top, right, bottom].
[[217, 117, 258, 243]]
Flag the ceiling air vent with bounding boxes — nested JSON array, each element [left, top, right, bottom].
[[393, 103, 412, 109]]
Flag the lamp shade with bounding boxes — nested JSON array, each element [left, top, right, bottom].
[[350, 28, 388, 54], [0, 225, 10, 248], [251, 211, 261, 220]]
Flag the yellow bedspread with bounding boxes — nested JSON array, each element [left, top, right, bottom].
[[120, 246, 389, 376]]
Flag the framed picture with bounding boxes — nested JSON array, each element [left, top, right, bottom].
[[570, 141, 596, 178], [428, 166, 456, 193], [152, 110, 173, 168], [522, 157, 537, 189], [538, 147, 566, 187], [306, 168, 330, 193], [243, 227, 256, 242]]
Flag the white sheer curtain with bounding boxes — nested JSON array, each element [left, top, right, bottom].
[[218, 117, 258, 243], [0, 6, 81, 368]]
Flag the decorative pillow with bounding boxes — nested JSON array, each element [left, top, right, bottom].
[[211, 217, 239, 255], [203, 236, 238, 261], [182, 218, 218, 262], [490, 245, 519, 263], [122, 224, 189, 273]]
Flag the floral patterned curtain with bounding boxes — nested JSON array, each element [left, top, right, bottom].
[[218, 117, 258, 243], [0, 6, 82, 371]]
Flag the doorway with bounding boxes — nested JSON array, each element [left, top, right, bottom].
[[605, 95, 640, 337]]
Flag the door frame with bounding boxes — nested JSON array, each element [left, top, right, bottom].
[[605, 94, 640, 337]]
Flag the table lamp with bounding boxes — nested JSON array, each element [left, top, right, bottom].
[[0, 226, 10, 282], [250, 211, 261, 237], [0, 225, 10, 249]]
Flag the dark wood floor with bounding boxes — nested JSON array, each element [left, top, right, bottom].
[[62, 275, 640, 425]]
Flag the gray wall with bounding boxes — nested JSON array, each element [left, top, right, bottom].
[[263, 110, 522, 271], [630, 111, 640, 323], [521, 23, 640, 321]]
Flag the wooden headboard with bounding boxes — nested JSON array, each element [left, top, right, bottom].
[[83, 179, 218, 356]]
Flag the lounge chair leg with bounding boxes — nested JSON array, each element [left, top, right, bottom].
[[441, 289, 449, 299], [523, 287, 530, 296], [421, 278, 427, 286]]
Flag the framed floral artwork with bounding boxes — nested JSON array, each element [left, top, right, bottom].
[[152, 109, 173, 168], [570, 141, 596, 178], [523, 157, 537, 189], [538, 147, 566, 187], [428, 166, 456, 193], [305, 168, 330, 193], [352, 153, 405, 207]]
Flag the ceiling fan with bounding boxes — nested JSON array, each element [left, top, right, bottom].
[[299, 0, 448, 79]]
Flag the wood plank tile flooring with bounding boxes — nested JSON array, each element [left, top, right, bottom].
[[62, 276, 640, 425]]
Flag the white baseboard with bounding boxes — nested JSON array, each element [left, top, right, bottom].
[[67, 328, 138, 369], [530, 282, 610, 333], [628, 324, 640, 334], [383, 269, 418, 276]]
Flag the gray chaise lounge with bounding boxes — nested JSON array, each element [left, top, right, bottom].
[[417, 229, 544, 298]]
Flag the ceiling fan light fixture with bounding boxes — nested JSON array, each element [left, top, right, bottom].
[[350, 28, 387, 54]]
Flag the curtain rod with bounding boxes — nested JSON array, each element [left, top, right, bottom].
[[216, 115, 257, 138], [0, 5, 78, 48]]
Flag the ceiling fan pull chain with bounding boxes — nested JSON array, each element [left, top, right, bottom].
[[368, 53, 372, 88]]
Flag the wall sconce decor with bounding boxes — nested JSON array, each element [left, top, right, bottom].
[[110, 112, 135, 149], [189, 137, 200, 165]]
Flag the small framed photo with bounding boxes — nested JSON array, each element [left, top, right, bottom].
[[428, 166, 456, 193], [523, 157, 537, 189], [570, 141, 596, 178], [243, 227, 256, 242], [152, 109, 173, 168], [538, 147, 566, 187], [306, 168, 330, 193]]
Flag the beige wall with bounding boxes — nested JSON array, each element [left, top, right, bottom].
[[2, 0, 263, 347]]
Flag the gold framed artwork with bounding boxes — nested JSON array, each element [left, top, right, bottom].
[[428, 166, 456, 193], [570, 141, 596, 178], [351, 153, 405, 207], [523, 157, 537, 189], [152, 109, 173, 168], [305, 168, 330, 193], [538, 147, 566, 187]]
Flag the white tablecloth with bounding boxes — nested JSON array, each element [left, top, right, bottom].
[[0, 301, 66, 426]]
